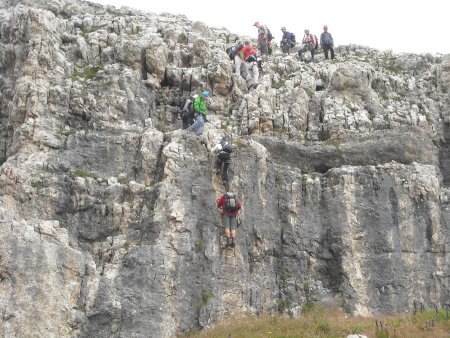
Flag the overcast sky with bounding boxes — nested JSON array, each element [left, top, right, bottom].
[[93, 0, 449, 55]]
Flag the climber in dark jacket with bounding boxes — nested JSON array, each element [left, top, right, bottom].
[[211, 136, 232, 187]]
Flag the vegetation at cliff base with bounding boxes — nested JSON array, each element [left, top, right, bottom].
[[182, 303, 450, 338]]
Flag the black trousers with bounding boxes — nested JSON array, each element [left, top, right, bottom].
[[323, 44, 335, 60], [216, 152, 231, 182]]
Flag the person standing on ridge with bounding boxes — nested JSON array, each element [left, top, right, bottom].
[[320, 25, 335, 60], [253, 21, 272, 55], [217, 191, 242, 248], [280, 27, 296, 54]]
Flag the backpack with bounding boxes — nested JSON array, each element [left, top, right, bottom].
[[226, 42, 243, 60], [313, 34, 319, 49], [267, 29, 274, 41], [179, 96, 195, 113], [224, 193, 238, 212], [222, 143, 232, 153], [289, 32, 296, 47]]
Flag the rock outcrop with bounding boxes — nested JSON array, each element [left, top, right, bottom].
[[0, 0, 449, 336]]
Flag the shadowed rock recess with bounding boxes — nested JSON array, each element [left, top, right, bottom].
[[0, 0, 450, 336]]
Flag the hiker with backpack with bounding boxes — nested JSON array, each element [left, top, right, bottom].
[[320, 25, 335, 60], [226, 41, 247, 78], [187, 91, 208, 136], [217, 191, 242, 248], [253, 21, 272, 56], [178, 94, 197, 129], [280, 27, 296, 54], [298, 29, 318, 63], [211, 136, 233, 187], [240, 41, 259, 90]]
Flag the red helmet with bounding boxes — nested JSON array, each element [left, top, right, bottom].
[[253, 21, 259, 27]]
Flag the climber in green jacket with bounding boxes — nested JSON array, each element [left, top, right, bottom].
[[193, 91, 208, 115]]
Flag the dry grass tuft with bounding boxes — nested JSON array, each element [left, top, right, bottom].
[[181, 303, 450, 338]]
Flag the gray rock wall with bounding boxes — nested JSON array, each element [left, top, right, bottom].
[[0, 0, 450, 336]]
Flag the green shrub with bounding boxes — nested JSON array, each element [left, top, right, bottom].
[[271, 80, 285, 89], [72, 66, 102, 81], [195, 239, 205, 253], [197, 291, 213, 309], [233, 138, 248, 149], [123, 240, 132, 250], [177, 33, 188, 44]]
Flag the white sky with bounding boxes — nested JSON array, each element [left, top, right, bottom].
[[93, 0, 449, 55]]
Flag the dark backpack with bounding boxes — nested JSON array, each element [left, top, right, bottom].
[[179, 96, 195, 113], [178, 96, 196, 128], [224, 193, 238, 212], [267, 29, 274, 41], [289, 33, 296, 47], [226, 42, 244, 60], [222, 143, 232, 153]]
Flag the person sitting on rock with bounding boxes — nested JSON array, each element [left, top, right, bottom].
[[298, 29, 317, 63], [217, 191, 242, 248]]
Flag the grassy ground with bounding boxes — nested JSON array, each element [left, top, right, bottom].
[[182, 303, 450, 338]]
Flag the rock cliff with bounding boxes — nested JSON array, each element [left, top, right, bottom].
[[0, 0, 450, 336]]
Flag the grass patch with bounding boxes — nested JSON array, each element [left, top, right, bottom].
[[177, 32, 188, 44], [80, 24, 108, 39], [419, 109, 431, 123], [57, 129, 76, 137], [305, 87, 315, 97], [106, 8, 121, 16], [197, 291, 213, 309], [117, 177, 128, 185], [233, 138, 248, 149], [332, 176, 341, 186], [195, 238, 205, 253], [276, 299, 287, 312], [123, 240, 132, 250], [0, 157, 6, 166], [271, 80, 285, 89], [70, 169, 100, 180], [183, 304, 450, 337], [326, 139, 341, 148], [155, 124, 168, 133], [301, 178, 307, 188], [249, 261, 255, 274], [276, 267, 288, 282], [72, 66, 102, 81]]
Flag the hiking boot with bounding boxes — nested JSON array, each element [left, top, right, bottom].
[[230, 238, 235, 248], [225, 237, 231, 247]]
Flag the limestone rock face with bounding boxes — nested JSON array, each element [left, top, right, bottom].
[[0, 0, 450, 337]]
